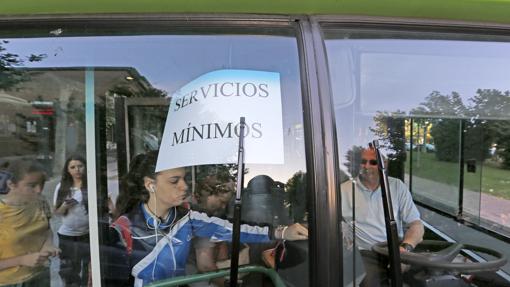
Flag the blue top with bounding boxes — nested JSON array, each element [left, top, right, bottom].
[[111, 204, 271, 286], [340, 176, 421, 250]]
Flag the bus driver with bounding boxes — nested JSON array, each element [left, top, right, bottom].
[[341, 146, 424, 287]]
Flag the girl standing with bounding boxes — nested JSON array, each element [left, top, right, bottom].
[[53, 155, 89, 287], [106, 151, 308, 286]]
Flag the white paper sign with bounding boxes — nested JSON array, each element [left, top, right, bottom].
[[156, 69, 284, 171]]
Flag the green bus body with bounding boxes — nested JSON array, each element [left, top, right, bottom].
[[2, 1, 510, 287], [2, 0, 510, 24]]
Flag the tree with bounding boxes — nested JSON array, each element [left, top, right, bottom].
[[430, 119, 460, 162], [468, 89, 510, 167], [370, 113, 406, 180], [414, 91, 467, 118], [0, 40, 46, 90], [412, 91, 468, 162], [492, 120, 510, 169], [412, 89, 510, 167], [469, 89, 510, 119], [285, 171, 307, 222], [344, 145, 363, 178]]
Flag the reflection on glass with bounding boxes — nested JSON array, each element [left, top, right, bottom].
[[0, 160, 59, 287], [52, 155, 90, 286], [408, 118, 461, 215], [340, 144, 423, 286], [1, 39, 91, 286], [188, 165, 236, 287], [103, 152, 308, 286], [0, 29, 311, 286], [325, 28, 510, 286], [466, 118, 510, 234]]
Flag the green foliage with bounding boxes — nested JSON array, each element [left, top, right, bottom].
[[0, 40, 46, 90], [469, 89, 510, 118], [0, 42, 24, 89], [414, 91, 467, 117], [430, 119, 460, 162], [344, 145, 363, 178], [470, 90, 510, 169], [414, 89, 510, 167], [412, 91, 466, 162], [195, 164, 238, 182], [463, 121, 491, 161], [492, 120, 510, 169], [370, 113, 407, 180], [285, 171, 307, 222]]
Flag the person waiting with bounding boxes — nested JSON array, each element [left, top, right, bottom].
[[53, 155, 90, 287]]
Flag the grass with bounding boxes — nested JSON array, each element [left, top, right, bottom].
[[405, 152, 510, 200]]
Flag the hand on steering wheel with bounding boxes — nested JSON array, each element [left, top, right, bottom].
[[372, 240, 507, 274]]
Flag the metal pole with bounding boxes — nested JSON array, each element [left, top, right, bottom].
[[351, 179, 356, 287], [372, 140, 402, 287], [409, 118, 413, 194], [229, 117, 246, 287], [458, 120, 465, 220]]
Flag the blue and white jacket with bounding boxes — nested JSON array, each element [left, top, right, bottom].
[[109, 204, 272, 286]]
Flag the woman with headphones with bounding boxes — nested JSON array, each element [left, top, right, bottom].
[[106, 151, 308, 286]]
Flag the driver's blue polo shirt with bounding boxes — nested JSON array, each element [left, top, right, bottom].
[[340, 176, 421, 250]]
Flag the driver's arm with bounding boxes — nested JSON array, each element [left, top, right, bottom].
[[401, 220, 424, 252]]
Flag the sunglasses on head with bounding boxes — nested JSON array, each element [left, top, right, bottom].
[[360, 159, 378, 166]]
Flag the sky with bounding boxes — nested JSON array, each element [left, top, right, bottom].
[[3, 33, 308, 184], [327, 38, 510, 116], [4, 34, 510, 182]]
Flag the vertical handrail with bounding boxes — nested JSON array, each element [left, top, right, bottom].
[[351, 179, 356, 287], [229, 117, 246, 287], [458, 119, 465, 220], [372, 140, 402, 287], [409, 118, 413, 194]]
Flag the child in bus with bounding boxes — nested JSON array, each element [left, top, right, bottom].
[[0, 159, 60, 287], [188, 165, 248, 287], [53, 155, 90, 287], [106, 151, 308, 286]]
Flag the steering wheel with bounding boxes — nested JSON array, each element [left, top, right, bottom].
[[371, 240, 507, 273]]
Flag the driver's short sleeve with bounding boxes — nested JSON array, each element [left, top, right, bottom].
[[395, 179, 421, 225]]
